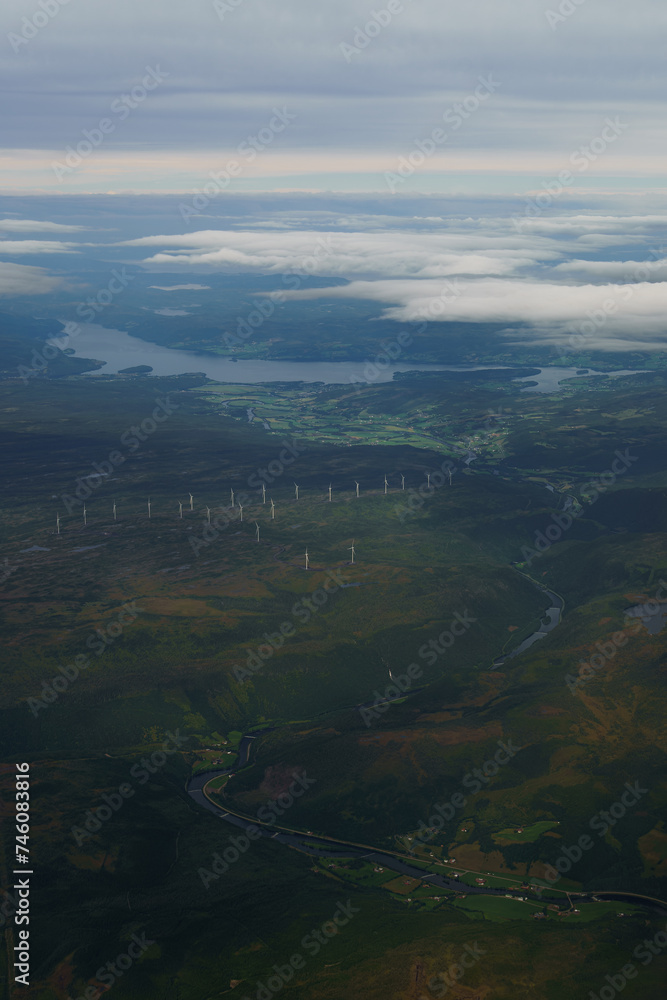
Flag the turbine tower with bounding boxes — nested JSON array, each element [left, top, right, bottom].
[[304, 548, 309, 570], [348, 539, 356, 565], [427, 473, 431, 489], [270, 498, 275, 520], [384, 475, 388, 495], [83, 504, 87, 527], [355, 481, 360, 498], [255, 521, 260, 542], [294, 482, 299, 501], [262, 483, 266, 504], [179, 501, 183, 519], [113, 500, 117, 521], [238, 503, 244, 522], [328, 484, 332, 502], [189, 492, 194, 511], [56, 513, 60, 536], [206, 506, 211, 524], [148, 498, 151, 519], [230, 487, 235, 508], [401, 474, 405, 491]]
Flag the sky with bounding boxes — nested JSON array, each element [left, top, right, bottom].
[[1, 2, 666, 357], [1, 0, 666, 196]]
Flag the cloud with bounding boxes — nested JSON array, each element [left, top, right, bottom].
[[0, 262, 62, 296], [0, 240, 79, 254], [0, 219, 86, 233], [148, 284, 211, 290], [126, 228, 557, 280]]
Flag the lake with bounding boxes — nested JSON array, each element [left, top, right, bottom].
[[52, 323, 644, 393]]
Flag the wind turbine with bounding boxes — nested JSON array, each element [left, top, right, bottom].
[[355, 481, 360, 498], [113, 501, 117, 521], [189, 493, 194, 511], [328, 484, 332, 502], [178, 501, 183, 518], [426, 473, 431, 489], [294, 482, 299, 501], [401, 474, 405, 491], [348, 539, 356, 565], [83, 504, 87, 527], [262, 483, 266, 504], [384, 475, 388, 495], [56, 514, 60, 536], [238, 503, 244, 522], [206, 506, 211, 524], [304, 548, 309, 570], [270, 498, 275, 520], [255, 521, 260, 542], [148, 498, 151, 519], [230, 487, 235, 508]]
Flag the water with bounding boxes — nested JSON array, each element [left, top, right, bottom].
[[51, 323, 644, 392]]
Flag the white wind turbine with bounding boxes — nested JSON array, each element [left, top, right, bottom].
[[304, 547, 309, 570], [401, 474, 405, 491], [270, 498, 275, 520], [255, 521, 260, 542], [384, 474, 388, 495], [189, 493, 194, 511], [56, 513, 60, 536], [148, 498, 151, 519], [426, 473, 431, 488], [238, 503, 244, 522], [178, 501, 183, 518], [83, 504, 87, 527], [294, 482, 299, 500], [262, 483, 266, 504], [113, 500, 117, 521], [230, 487, 235, 508], [328, 483, 332, 502], [206, 506, 211, 524], [355, 481, 360, 498], [348, 539, 356, 565]]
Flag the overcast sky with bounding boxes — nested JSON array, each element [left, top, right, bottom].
[[1, 0, 665, 194]]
